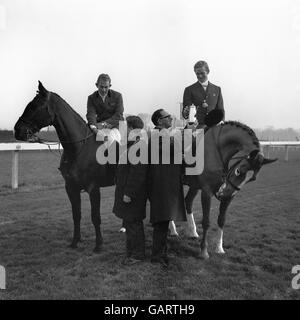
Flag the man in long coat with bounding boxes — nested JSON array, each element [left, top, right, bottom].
[[113, 116, 148, 265], [148, 109, 187, 267]]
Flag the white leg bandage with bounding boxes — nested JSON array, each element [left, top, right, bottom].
[[169, 221, 179, 237], [186, 213, 199, 238], [215, 227, 225, 254]]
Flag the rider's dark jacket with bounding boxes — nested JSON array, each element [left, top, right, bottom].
[[86, 90, 124, 128], [182, 81, 224, 126]]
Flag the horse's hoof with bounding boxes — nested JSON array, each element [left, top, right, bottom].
[[197, 250, 209, 260], [215, 247, 226, 254], [188, 236, 199, 240], [202, 253, 210, 260], [169, 233, 179, 238], [187, 233, 199, 239], [69, 243, 78, 249], [186, 229, 199, 238], [93, 246, 102, 253]]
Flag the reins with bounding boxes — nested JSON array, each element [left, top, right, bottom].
[[35, 129, 94, 158], [36, 129, 94, 145]]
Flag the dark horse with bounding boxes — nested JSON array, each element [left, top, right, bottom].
[[14, 82, 116, 252], [169, 116, 277, 259]]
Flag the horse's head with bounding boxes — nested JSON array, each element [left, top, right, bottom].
[[216, 150, 277, 200], [14, 81, 55, 142]]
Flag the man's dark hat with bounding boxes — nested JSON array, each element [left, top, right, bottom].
[[204, 109, 224, 127]]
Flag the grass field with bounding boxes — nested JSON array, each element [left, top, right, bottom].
[[0, 148, 299, 300]]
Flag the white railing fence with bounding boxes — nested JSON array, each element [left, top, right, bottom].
[[0, 143, 61, 190], [260, 141, 300, 161], [1, 141, 300, 190]]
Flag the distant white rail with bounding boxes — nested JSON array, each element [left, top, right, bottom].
[[260, 141, 300, 161], [0, 142, 61, 190], [260, 141, 300, 146], [0, 142, 60, 151], [0, 141, 299, 190]]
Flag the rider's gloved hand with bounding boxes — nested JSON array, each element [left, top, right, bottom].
[[123, 195, 131, 203], [90, 125, 98, 134]]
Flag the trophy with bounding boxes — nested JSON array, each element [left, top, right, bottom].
[[189, 104, 196, 124], [182, 104, 198, 128]]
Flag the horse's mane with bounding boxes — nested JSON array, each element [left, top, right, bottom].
[[51, 92, 88, 125], [32, 90, 85, 124], [222, 120, 260, 148]]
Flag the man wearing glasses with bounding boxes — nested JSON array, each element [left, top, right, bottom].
[[182, 60, 225, 128], [86, 73, 124, 143], [148, 109, 186, 268]]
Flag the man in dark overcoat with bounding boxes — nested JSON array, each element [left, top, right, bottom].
[[148, 109, 187, 267], [113, 116, 148, 265]]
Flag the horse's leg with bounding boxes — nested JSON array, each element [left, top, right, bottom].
[[185, 187, 199, 238], [215, 198, 232, 254], [89, 187, 103, 253], [199, 190, 212, 259], [65, 183, 82, 248], [168, 221, 179, 237]]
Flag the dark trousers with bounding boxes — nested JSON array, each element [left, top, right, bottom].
[[123, 220, 145, 260], [151, 221, 169, 261]]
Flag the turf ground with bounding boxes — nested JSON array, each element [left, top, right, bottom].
[[0, 147, 299, 299]]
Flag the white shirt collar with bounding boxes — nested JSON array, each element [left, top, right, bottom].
[[199, 80, 209, 87], [98, 92, 107, 102]]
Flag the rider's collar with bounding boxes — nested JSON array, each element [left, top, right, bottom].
[[199, 80, 209, 87], [98, 91, 108, 102]]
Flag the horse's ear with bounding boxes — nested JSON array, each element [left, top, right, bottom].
[[248, 149, 264, 168], [249, 150, 277, 166], [38, 81, 48, 96], [262, 157, 278, 165]]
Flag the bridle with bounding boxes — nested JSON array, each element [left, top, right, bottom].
[[17, 92, 54, 142], [212, 124, 257, 194], [225, 157, 246, 191], [17, 92, 94, 145]]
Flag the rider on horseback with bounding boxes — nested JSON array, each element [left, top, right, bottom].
[[182, 60, 225, 129], [86, 73, 124, 144]]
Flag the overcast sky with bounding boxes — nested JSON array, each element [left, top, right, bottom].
[[0, 0, 300, 129]]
